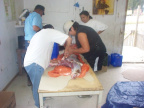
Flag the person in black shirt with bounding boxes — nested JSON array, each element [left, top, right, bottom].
[[63, 20, 106, 71]]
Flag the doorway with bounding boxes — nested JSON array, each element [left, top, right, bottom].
[[122, 0, 144, 63]]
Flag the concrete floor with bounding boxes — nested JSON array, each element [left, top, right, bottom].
[[122, 46, 144, 63], [6, 63, 144, 108]]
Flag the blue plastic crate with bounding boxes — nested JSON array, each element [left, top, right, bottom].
[[110, 53, 123, 67]]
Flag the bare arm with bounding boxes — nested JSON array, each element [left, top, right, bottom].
[[64, 36, 72, 58], [69, 33, 90, 54], [33, 25, 41, 32]]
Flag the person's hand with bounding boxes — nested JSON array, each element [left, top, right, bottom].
[[68, 48, 73, 55], [70, 44, 77, 49], [64, 49, 69, 59], [50, 59, 58, 63], [64, 48, 74, 58]]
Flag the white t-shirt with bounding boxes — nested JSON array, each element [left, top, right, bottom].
[[79, 19, 108, 32], [24, 29, 69, 69]]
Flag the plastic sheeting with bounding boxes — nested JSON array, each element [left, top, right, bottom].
[[102, 81, 144, 108]]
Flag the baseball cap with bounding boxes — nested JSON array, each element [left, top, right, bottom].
[[63, 20, 74, 35]]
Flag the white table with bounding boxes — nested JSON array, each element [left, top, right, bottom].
[[38, 65, 103, 108]]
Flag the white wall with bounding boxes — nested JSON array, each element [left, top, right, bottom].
[[24, 0, 127, 54], [0, 0, 24, 90], [15, 0, 25, 36]]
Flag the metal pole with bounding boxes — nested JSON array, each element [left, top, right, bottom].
[[134, 5, 140, 47]]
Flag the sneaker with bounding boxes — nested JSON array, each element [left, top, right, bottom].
[[27, 80, 32, 86]]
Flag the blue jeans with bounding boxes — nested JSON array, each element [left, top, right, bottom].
[[21, 40, 30, 67], [24, 63, 44, 108], [25, 40, 30, 50]]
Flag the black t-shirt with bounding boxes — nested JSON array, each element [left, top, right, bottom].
[[75, 25, 106, 54]]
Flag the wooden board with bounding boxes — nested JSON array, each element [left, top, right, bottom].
[[0, 91, 16, 108], [38, 64, 103, 93]]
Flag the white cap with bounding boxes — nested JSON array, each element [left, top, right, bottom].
[[63, 20, 74, 35]]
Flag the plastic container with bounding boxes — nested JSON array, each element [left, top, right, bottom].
[[110, 53, 123, 67], [51, 43, 59, 60]]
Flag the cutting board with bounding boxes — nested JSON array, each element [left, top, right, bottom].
[[38, 64, 103, 93]]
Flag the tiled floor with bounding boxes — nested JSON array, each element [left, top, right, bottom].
[[6, 63, 144, 108]]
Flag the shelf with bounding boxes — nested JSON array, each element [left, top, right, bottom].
[[15, 25, 24, 28]]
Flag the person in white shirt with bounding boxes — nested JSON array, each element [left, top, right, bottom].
[[79, 10, 108, 34], [24, 25, 71, 108]]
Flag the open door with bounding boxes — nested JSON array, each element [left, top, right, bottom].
[[122, 0, 144, 63]]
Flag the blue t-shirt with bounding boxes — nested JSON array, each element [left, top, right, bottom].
[[24, 12, 42, 41]]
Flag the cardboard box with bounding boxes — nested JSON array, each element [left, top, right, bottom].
[[0, 91, 16, 108]]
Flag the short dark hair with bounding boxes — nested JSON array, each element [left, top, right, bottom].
[[34, 5, 45, 15], [43, 24, 54, 29], [79, 10, 93, 19], [72, 22, 79, 31]]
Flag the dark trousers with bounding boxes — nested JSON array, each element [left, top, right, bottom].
[[25, 40, 30, 50], [97, 52, 108, 70], [85, 51, 107, 71]]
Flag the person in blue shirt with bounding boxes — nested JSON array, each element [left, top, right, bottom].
[[24, 4, 45, 86], [24, 4, 45, 49]]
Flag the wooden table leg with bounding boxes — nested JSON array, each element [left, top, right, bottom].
[[16, 49, 26, 75], [16, 49, 22, 75]]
